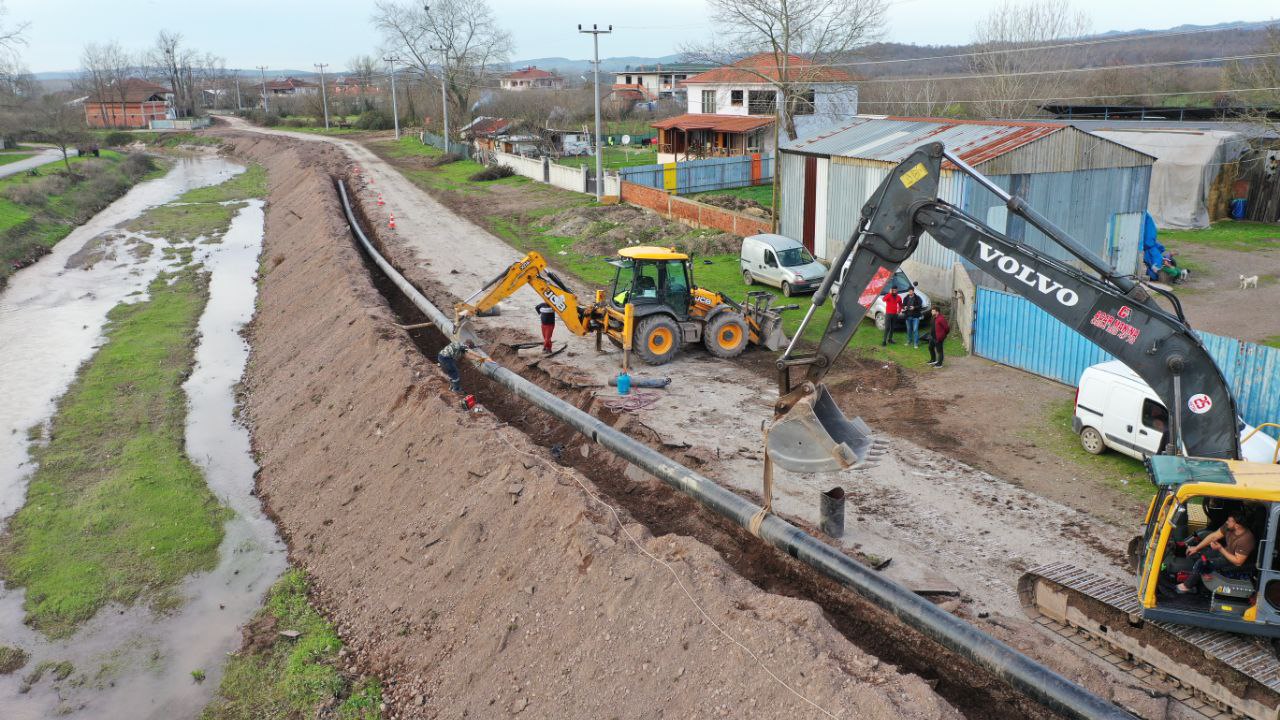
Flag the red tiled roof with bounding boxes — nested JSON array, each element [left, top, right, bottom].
[[465, 117, 513, 137], [651, 113, 775, 132], [682, 53, 853, 85], [505, 66, 556, 80], [88, 78, 171, 104]]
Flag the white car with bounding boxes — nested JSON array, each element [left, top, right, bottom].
[[1074, 360, 1278, 462], [739, 233, 829, 297], [831, 264, 930, 331]]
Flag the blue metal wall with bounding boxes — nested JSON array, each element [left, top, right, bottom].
[[973, 287, 1280, 437], [618, 154, 773, 194]]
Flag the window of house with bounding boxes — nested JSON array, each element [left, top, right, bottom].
[[747, 90, 776, 115], [625, 75, 632, 84], [730, 90, 743, 107], [790, 89, 817, 116], [701, 89, 717, 114]]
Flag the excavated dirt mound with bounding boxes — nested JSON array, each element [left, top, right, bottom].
[[696, 193, 773, 219], [219, 131, 962, 718]]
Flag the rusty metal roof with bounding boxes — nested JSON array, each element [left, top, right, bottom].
[[651, 113, 775, 133], [781, 116, 1066, 166]]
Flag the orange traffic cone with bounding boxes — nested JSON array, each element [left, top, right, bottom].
[[388, 213, 396, 230], [377, 194, 384, 206]]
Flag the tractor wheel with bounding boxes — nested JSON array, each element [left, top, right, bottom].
[[742, 270, 754, 285], [634, 315, 681, 365], [704, 313, 749, 359], [1080, 426, 1106, 455]]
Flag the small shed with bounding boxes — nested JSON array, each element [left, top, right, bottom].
[[778, 117, 1156, 297]]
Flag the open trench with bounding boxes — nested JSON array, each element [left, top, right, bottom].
[[338, 179, 1068, 720]]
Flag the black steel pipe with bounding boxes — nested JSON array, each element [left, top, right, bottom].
[[335, 179, 1135, 720]]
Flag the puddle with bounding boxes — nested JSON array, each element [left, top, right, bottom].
[[0, 156, 286, 718]]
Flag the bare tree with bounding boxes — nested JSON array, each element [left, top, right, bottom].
[[968, 0, 1091, 118], [151, 31, 198, 117], [372, 0, 514, 131], [1224, 23, 1280, 134], [348, 54, 380, 112], [31, 94, 86, 171], [683, 0, 888, 140], [80, 42, 131, 127]]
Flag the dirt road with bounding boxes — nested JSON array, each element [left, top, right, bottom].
[[217, 118, 1177, 715]]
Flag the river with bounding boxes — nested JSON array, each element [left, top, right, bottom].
[[0, 153, 287, 718]]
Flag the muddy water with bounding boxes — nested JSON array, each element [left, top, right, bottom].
[[0, 156, 286, 718]]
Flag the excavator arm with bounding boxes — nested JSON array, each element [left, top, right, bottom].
[[457, 251, 595, 337], [770, 141, 1240, 472]]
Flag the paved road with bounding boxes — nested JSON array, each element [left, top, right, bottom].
[[0, 147, 79, 178]]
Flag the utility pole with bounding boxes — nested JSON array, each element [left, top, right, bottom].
[[234, 74, 243, 111], [383, 55, 401, 140], [578, 23, 612, 201], [314, 63, 331, 129], [425, 5, 448, 149], [256, 65, 269, 113]]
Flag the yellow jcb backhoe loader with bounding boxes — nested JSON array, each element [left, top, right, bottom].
[[457, 246, 789, 367]]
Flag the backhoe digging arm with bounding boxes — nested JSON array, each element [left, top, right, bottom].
[[456, 251, 594, 337], [771, 142, 1240, 473]]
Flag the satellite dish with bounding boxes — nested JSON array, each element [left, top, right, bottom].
[[621, 134, 631, 145]]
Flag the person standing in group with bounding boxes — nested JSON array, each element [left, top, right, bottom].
[[881, 287, 902, 346], [535, 302, 556, 354], [927, 307, 950, 368], [902, 286, 924, 349]]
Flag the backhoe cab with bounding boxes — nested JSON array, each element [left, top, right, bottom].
[[458, 246, 789, 368]]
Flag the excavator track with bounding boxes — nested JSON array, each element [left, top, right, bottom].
[[1020, 562, 1280, 719]]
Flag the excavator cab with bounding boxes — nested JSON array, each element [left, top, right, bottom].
[[608, 247, 693, 320]]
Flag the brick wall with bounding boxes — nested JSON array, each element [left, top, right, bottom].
[[620, 181, 772, 238]]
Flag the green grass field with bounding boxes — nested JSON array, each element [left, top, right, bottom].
[[1161, 221, 1280, 252], [0, 152, 34, 166], [688, 184, 774, 208], [557, 145, 657, 169], [375, 137, 529, 194], [201, 570, 381, 720]]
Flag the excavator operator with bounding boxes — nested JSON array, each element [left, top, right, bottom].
[[1176, 510, 1256, 594]]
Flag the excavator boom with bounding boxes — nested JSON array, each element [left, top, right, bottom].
[[457, 251, 594, 337], [770, 141, 1240, 473]]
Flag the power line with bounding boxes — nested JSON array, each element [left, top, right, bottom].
[[853, 51, 1280, 85], [850, 85, 1280, 107]]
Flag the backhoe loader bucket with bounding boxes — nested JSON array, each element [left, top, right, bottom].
[[768, 384, 875, 473], [744, 291, 790, 351]]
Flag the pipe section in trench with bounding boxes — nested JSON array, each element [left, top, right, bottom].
[[335, 179, 1136, 720]]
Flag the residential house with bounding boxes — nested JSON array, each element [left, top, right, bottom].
[[611, 62, 713, 104], [264, 77, 319, 96], [777, 117, 1155, 297], [501, 66, 564, 91], [331, 76, 382, 96], [651, 53, 857, 163], [83, 79, 173, 129], [460, 116, 515, 155]]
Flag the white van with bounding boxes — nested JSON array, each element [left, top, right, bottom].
[[1073, 360, 1278, 463], [740, 234, 829, 297]]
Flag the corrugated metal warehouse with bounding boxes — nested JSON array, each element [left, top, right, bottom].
[[777, 117, 1157, 298]]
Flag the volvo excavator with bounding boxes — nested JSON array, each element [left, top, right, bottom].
[[456, 245, 789, 367], [768, 141, 1280, 718]]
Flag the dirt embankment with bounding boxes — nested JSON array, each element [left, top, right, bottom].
[[221, 131, 961, 718]]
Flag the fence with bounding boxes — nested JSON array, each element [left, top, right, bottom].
[[618, 154, 773, 195], [420, 130, 473, 158], [620, 181, 772, 237], [148, 117, 213, 130], [972, 287, 1280, 436]]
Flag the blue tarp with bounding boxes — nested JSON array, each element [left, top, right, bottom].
[[1141, 211, 1165, 281]]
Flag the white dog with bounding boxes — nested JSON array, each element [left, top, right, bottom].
[[1240, 274, 1259, 290]]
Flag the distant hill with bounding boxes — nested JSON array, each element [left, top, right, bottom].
[[500, 55, 685, 75]]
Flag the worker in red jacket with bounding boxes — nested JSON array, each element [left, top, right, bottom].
[[881, 287, 902, 346], [927, 307, 950, 368]]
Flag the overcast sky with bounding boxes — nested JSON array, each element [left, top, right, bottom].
[[6, 0, 1277, 73]]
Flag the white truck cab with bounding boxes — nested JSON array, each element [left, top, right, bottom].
[[1073, 360, 1278, 463]]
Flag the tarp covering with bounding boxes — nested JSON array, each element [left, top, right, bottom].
[[1093, 129, 1248, 229]]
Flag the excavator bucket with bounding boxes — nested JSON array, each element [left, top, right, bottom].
[[767, 384, 876, 473]]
